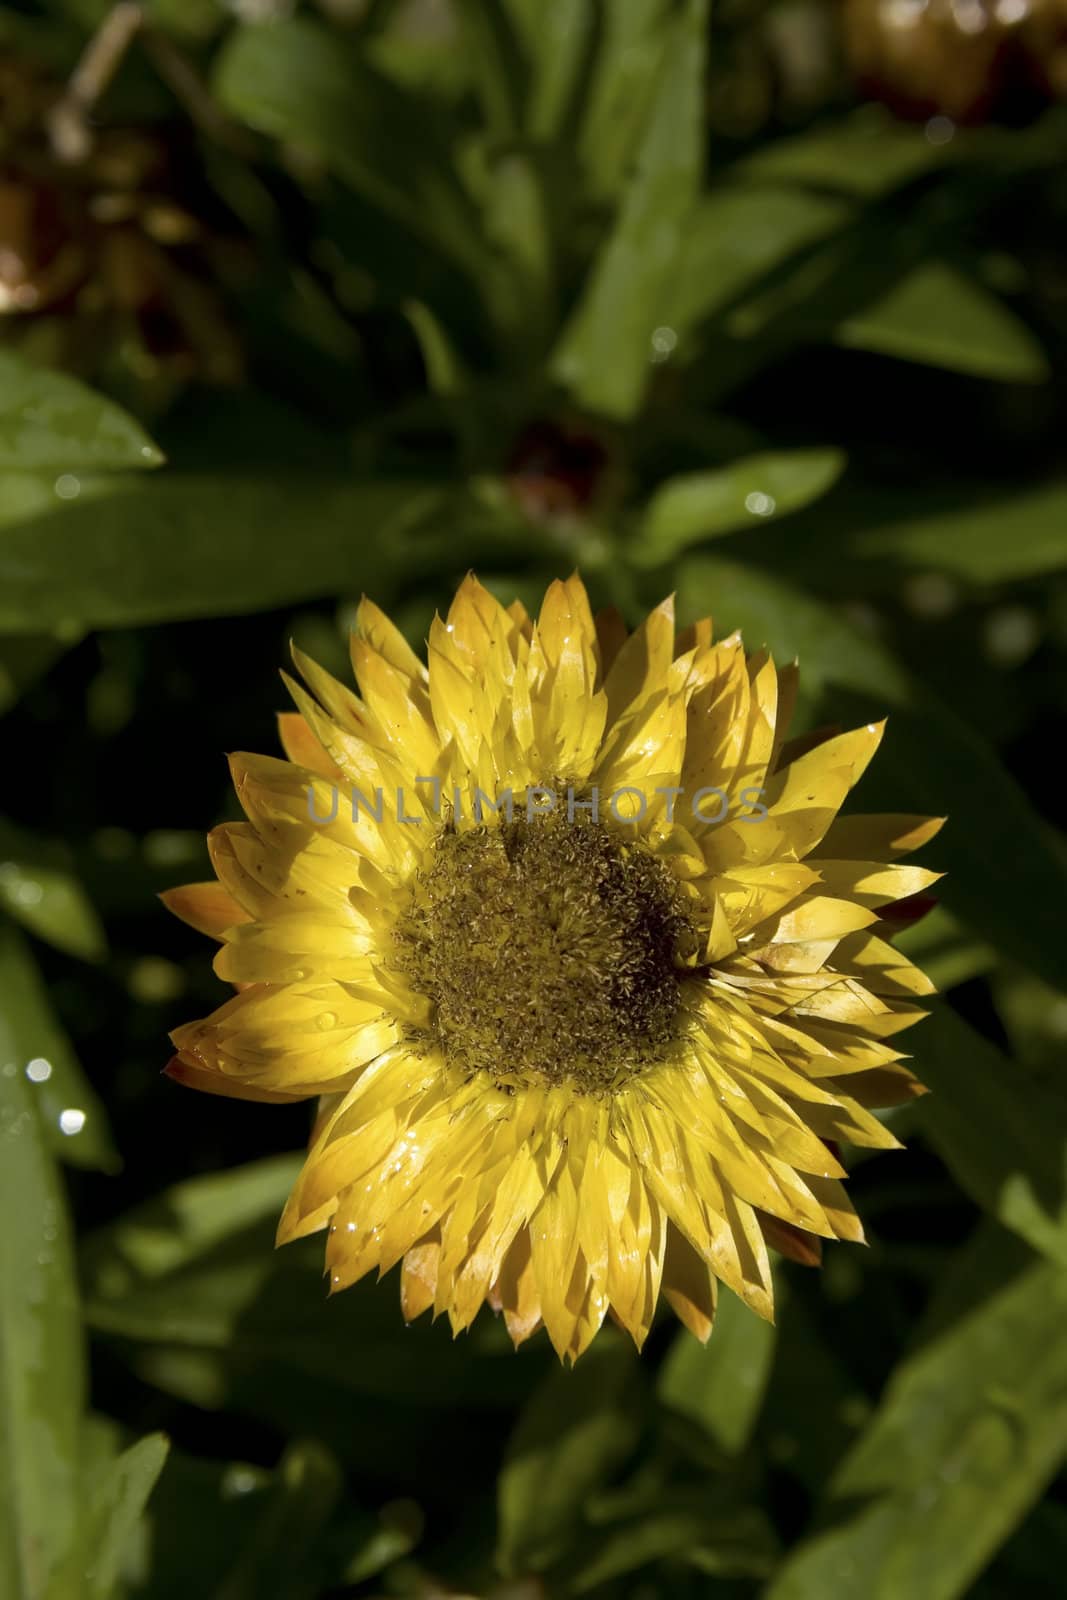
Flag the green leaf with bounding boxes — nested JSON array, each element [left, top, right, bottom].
[[658, 1291, 777, 1455], [0, 476, 448, 631], [83, 1154, 301, 1290], [850, 481, 1067, 584], [0, 631, 83, 716], [82, 1158, 551, 1458], [835, 262, 1049, 383], [126, 1443, 407, 1599], [214, 1441, 341, 1600], [552, 0, 708, 419], [0, 819, 106, 962], [0, 352, 162, 472], [70, 1434, 170, 1600], [767, 1233, 1067, 1600], [759, 1291, 861, 1492], [634, 450, 844, 565], [912, 1006, 1067, 1268], [971, 1500, 1067, 1598], [214, 18, 487, 284], [570, 1494, 777, 1591], [0, 1051, 85, 1599], [678, 557, 1067, 996], [670, 185, 850, 341], [895, 907, 995, 992], [740, 108, 955, 197], [505, 0, 595, 140], [574, 0, 674, 201], [0, 922, 118, 1173], [455, 0, 527, 138], [497, 1338, 646, 1575]]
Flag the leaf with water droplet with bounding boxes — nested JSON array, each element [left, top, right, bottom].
[[633, 450, 845, 566], [0, 1030, 85, 1599], [0, 921, 118, 1173], [0, 818, 106, 963], [550, 0, 709, 419], [0, 351, 163, 472]]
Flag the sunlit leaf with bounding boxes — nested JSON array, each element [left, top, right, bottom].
[[767, 1231, 1067, 1600], [0, 922, 118, 1172], [68, 1434, 170, 1600], [505, 0, 594, 139], [552, 0, 708, 418], [0, 352, 163, 472], [0, 477, 449, 631], [850, 481, 1067, 584], [0, 819, 106, 962], [84, 1154, 300, 1289], [658, 1291, 777, 1455], [0, 1053, 84, 1599], [574, 0, 674, 201], [836, 263, 1049, 384], [634, 449, 844, 565], [497, 1338, 646, 1575], [913, 1006, 1067, 1269]]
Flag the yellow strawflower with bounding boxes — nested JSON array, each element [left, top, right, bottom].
[[164, 574, 941, 1362]]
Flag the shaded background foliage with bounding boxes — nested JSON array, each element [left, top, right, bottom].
[[2, 1, 1067, 1596]]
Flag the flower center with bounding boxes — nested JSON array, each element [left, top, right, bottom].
[[394, 809, 697, 1092]]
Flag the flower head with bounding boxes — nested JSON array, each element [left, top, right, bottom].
[[164, 574, 941, 1361]]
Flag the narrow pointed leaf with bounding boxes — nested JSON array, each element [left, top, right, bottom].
[[71, 1433, 170, 1600], [659, 1291, 777, 1454], [912, 1006, 1067, 1267], [497, 1339, 646, 1574], [767, 1234, 1067, 1600], [0, 922, 117, 1172], [836, 262, 1049, 383], [0, 352, 162, 472], [552, 0, 707, 418], [0, 820, 106, 962], [214, 1441, 341, 1600], [0, 1053, 85, 1599], [0, 477, 447, 631], [851, 481, 1067, 584], [635, 450, 844, 564], [214, 18, 486, 282]]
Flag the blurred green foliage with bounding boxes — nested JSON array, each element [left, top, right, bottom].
[[2, 0, 1067, 1595]]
